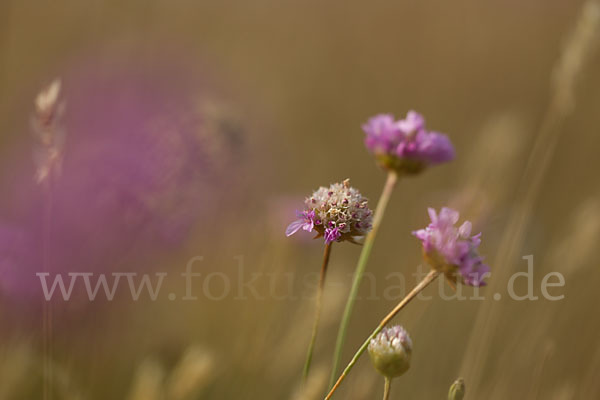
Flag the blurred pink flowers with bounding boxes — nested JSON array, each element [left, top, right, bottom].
[[0, 56, 244, 303], [363, 111, 455, 174], [412, 207, 489, 286]]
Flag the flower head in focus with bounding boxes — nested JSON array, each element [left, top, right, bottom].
[[286, 179, 373, 244], [367, 325, 412, 379], [363, 110, 455, 175], [413, 207, 490, 287]]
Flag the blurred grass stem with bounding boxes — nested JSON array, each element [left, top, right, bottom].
[[458, 1, 600, 391], [303, 242, 333, 380], [42, 179, 54, 400]]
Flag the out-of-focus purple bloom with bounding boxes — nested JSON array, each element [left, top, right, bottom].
[[363, 110, 455, 174], [395, 130, 455, 164], [396, 110, 425, 135], [363, 114, 402, 154], [412, 207, 489, 287], [286, 179, 372, 245], [0, 55, 244, 305]]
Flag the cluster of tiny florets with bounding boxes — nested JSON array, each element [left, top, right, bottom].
[[286, 179, 373, 244], [369, 326, 412, 354], [368, 325, 412, 378]]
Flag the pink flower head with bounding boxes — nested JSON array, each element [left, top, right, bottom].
[[286, 179, 372, 245], [412, 207, 489, 286], [363, 111, 455, 174]]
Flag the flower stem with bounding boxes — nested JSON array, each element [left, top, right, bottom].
[[42, 179, 54, 400], [325, 269, 440, 400], [329, 171, 398, 387], [303, 242, 333, 381], [383, 377, 392, 400]]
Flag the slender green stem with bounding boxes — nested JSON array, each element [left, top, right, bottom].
[[325, 269, 440, 400], [329, 171, 398, 387], [303, 242, 333, 381], [383, 377, 392, 400]]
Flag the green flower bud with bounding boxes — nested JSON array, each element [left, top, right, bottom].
[[448, 378, 465, 400], [367, 325, 412, 379]]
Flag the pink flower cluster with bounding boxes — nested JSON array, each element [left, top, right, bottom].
[[286, 180, 372, 244], [363, 111, 455, 174], [413, 207, 490, 286]]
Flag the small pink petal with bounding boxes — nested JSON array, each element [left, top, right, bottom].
[[286, 219, 305, 237], [440, 207, 459, 224], [427, 207, 437, 223], [458, 221, 472, 238]]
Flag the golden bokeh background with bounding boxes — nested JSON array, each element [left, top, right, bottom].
[[1, 1, 599, 399]]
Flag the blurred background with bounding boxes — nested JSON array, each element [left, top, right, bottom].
[[1, 0, 599, 399]]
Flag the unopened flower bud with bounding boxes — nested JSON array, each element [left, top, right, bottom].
[[448, 378, 465, 400], [367, 325, 412, 379]]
